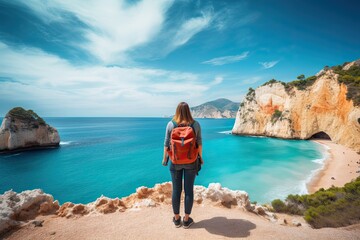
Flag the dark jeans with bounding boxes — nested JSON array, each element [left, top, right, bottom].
[[170, 162, 197, 215]]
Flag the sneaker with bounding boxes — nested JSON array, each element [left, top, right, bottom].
[[183, 217, 194, 229], [173, 216, 181, 228]]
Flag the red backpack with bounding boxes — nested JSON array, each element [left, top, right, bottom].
[[167, 120, 199, 164]]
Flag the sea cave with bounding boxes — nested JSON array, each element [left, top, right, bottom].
[[309, 131, 332, 140]]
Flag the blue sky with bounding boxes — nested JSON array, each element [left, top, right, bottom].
[[0, 0, 359, 117]]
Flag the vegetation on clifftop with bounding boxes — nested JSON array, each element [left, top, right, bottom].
[[332, 64, 360, 106], [286, 75, 317, 91], [243, 60, 360, 106], [271, 177, 360, 228], [8, 107, 46, 126]]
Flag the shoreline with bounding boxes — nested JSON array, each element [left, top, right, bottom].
[[307, 140, 360, 193]]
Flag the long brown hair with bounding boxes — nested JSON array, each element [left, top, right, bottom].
[[173, 102, 194, 125]]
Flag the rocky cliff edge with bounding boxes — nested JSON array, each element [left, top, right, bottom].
[[0, 183, 274, 235]]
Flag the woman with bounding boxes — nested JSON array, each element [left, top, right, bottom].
[[162, 102, 203, 228]]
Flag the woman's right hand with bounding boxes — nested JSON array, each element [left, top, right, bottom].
[[162, 158, 168, 166], [199, 156, 204, 165]]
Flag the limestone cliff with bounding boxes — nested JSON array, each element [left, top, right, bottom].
[[232, 61, 360, 152], [0, 107, 60, 152], [191, 98, 239, 118]]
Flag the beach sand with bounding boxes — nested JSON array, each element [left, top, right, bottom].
[[308, 140, 360, 193], [3, 204, 360, 240]]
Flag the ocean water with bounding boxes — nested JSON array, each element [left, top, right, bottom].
[[0, 118, 326, 204]]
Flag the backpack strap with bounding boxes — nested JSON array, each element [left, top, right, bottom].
[[171, 119, 178, 128], [190, 121, 199, 148]]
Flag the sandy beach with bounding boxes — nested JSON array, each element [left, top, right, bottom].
[[308, 140, 360, 193]]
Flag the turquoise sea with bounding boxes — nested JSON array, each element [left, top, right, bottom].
[[0, 118, 326, 204]]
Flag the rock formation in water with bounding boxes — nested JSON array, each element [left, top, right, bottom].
[[232, 60, 360, 152], [0, 107, 60, 152], [191, 98, 239, 118], [0, 183, 262, 235]]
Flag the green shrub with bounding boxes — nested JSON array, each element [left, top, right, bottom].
[[271, 177, 360, 228], [262, 79, 279, 86], [297, 74, 305, 80], [247, 87, 255, 96], [333, 64, 360, 106], [286, 75, 317, 91], [245, 88, 256, 102], [271, 109, 282, 122], [271, 199, 287, 212], [8, 107, 46, 125]]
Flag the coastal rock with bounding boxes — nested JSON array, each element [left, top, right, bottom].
[[191, 98, 239, 118], [0, 107, 60, 152], [74, 182, 250, 213], [0, 189, 59, 235], [292, 219, 302, 227], [254, 205, 266, 215], [201, 183, 251, 210], [232, 60, 360, 152], [1, 182, 253, 230]]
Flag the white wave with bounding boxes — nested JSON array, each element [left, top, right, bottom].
[[312, 158, 325, 164], [60, 141, 73, 145], [3, 153, 21, 158], [312, 140, 331, 150], [218, 130, 232, 134], [248, 135, 265, 138], [303, 144, 331, 193]]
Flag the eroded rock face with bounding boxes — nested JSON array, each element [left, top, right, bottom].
[[232, 69, 360, 152], [0, 107, 60, 152], [50, 182, 252, 220], [0, 189, 59, 235], [0, 182, 253, 235]]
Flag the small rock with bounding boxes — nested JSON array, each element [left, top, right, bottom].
[[284, 219, 288, 224], [32, 220, 44, 227], [331, 177, 335, 180], [254, 205, 266, 215], [50, 231, 56, 235], [292, 219, 302, 227]]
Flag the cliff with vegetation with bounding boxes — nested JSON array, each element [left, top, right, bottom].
[[191, 98, 239, 118], [0, 107, 60, 152], [232, 60, 360, 152]]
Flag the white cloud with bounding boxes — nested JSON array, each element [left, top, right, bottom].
[[202, 51, 249, 66], [0, 42, 219, 116], [259, 60, 279, 69], [169, 11, 212, 50], [16, 0, 216, 62], [17, 0, 174, 63], [241, 76, 262, 85], [211, 76, 223, 85]]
